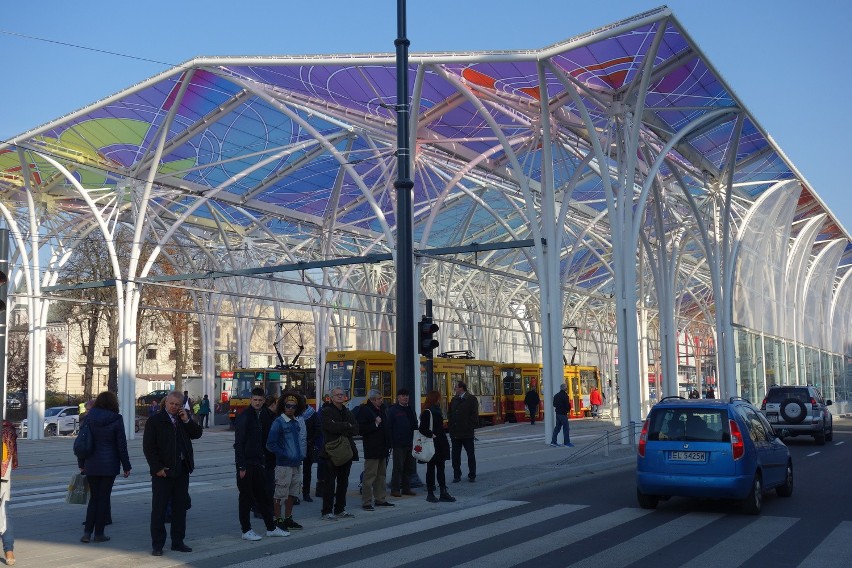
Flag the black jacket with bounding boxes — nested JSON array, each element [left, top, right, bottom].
[[143, 410, 203, 476], [319, 403, 358, 462], [524, 390, 540, 407], [358, 402, 390, 459], [386, 402, 417, 448], [234, 406, 275, 470], [553, 390, 571, 415], [418, 406, 450, 462], [448, 393, 479, 439]]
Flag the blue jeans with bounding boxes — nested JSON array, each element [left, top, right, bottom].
[[1, 511, 12, 552], [551, 414, 570, 444]]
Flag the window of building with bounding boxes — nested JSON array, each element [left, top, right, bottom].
[[82, 344, 89, 356], [169, 349, 177, 361], [146, 348, 157, 360], [102, 347, 110, 357]]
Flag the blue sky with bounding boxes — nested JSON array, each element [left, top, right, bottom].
[[1, 1, 849, 230]]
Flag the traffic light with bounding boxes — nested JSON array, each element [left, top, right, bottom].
[[418, 316, 439, 357]]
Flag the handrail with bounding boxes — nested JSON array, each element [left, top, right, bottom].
[[554, 422, 643, 467]]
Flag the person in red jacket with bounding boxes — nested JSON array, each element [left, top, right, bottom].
[[589, 387, 603, 418]]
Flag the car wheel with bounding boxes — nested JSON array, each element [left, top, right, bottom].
[[776, 462, 793, 497], [45, 423, 57, 437], [636, 488, 659, 510], [780, 398, 806, 424], [741, 473, 762, 515], [825, 421, 833, 442]]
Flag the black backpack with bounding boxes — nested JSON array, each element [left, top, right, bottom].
[[73, 420, 94, 459]]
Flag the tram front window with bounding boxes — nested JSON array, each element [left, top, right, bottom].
[[232, 375, 256, 399], [325, 359, 354, 399]]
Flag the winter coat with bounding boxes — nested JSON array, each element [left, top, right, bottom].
[[553, 390, 571, 415], [266, 414, 304, 467], [234, 406, 272, 469], [77, 407, 131, 476], [143, 409, 203, 476], [524, 390, 540, 408], [358, 402, 390, 460], [589, 389, 603, 406], [199, 398, 211, 415], [386, 402, 417, 448], [418, 406, 450, 462], [448, 393, 479, 439], [319, 403, 358, 463]]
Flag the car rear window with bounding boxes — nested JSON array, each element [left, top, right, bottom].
[[766, 388, 809, 403], [647, 408, 729, 442]]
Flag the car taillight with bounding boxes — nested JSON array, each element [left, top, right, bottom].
[[638, 419, 649, 457], [760, 398, 767, 410], [729, 419, 744, 460], [810, 398, 818, 407]]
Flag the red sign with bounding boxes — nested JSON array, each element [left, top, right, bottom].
[[220, 371, 234, 379]]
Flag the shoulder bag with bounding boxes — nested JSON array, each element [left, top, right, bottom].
[[412, 410, 436, 463], [325, 435, 354, 466]]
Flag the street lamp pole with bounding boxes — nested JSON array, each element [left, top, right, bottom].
[[394, 0, 415, 395]]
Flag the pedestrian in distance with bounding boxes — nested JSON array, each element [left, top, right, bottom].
[[387, 388, 418, 497], [589, 386, 603, 417], [550, 383, 574, 447], [299, 393, 317, 503], [448, 381, 478, 483], [77, 391, 131, 544], [148, 399, 160, 417], [319, 387, 358, 521], [198, 394, 211, 428], [688, 389, 700, 399], [234, 388, 290, 541], [1, 420, 19, 566], [358, 390, 395, 511], [524, 385, 540, 425], [266, 392, 306, 532], [706, 387, 716, 399], [143, 390, 203, 556], [419, 390, 456, 503]]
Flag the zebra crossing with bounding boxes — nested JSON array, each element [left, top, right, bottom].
[[223, 498, 852, 568]]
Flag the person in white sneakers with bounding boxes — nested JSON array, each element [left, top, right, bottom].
[[235, 388, 289, 541]]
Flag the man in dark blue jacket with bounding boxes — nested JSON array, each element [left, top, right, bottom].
[[386, 388, 418, 497], [550, 383, 574, 447], [143, 390, 203, 556], [234, 388, 289, 541]]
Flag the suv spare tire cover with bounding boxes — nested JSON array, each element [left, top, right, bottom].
[[780, 398, 806, 424]]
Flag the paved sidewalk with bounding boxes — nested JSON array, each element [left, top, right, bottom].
[[7, 418, 635, 567]]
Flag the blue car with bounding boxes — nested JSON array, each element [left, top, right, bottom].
[[636, 396, 792, 514]]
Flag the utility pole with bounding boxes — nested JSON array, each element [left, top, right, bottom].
[[394, 0, 415, 395]]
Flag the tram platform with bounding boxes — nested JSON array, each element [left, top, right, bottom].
[[7, 416, 635, 567]]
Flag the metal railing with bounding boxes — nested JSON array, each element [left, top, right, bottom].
[[555, 421, 643, 467]]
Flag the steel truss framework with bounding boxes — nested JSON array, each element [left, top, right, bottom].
[[2, 7, 850, 439]]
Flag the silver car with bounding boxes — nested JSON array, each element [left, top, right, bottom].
[[760, 385, 833, 445]]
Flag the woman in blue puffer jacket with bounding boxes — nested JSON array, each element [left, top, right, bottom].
[[77, 391, 131, 543]]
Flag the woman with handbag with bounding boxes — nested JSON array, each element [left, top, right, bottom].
[[77, 391, 131, 543], [418, 391, 455, 503]]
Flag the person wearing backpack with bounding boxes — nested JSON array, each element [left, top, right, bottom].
[[76, 391, 132, 544]]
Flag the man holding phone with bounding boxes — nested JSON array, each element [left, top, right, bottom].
[[143, 390, 203, 557]]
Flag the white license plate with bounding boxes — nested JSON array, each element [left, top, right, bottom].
[[669, 451, 706, 462], [767, 415, 778, 423]]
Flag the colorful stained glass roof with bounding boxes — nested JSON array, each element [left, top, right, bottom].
[[1, 6, 848, 313]]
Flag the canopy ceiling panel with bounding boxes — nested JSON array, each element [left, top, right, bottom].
[[1, 6, 848, 320]]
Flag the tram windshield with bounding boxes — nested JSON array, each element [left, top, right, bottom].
[[325, 359, 354, 398]]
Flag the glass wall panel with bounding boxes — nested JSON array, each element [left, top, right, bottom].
[[786, 342, 798, 385], [820, 351, 831, 397], [764, 337, 779, 387], [777, 339, 788, 385]]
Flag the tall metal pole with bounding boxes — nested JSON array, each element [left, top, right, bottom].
[[394, 0, 415, 395]]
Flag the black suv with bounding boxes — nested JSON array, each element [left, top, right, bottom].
[[760, 385, 833, 445]]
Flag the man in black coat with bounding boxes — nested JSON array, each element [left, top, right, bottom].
[[550, 383, 573, 447], [319, 387, 358, 520], [448, 381, 479, 483], [143, 390, 203, 556], [357, 390, 394, 510], [234, 387, 289, 541], [386, 388, 418, 497], [524, 386, 541, 425]]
